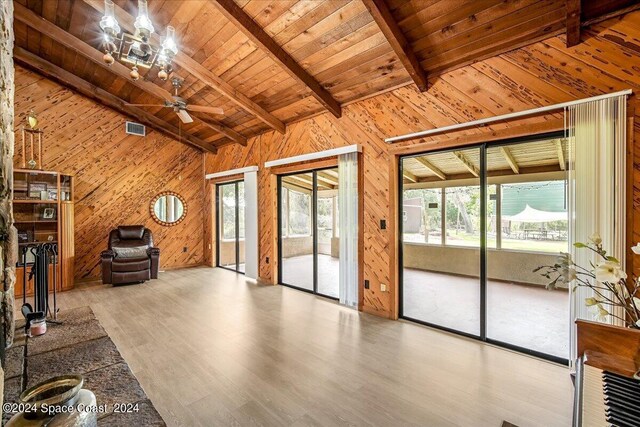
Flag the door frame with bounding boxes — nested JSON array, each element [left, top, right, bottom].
[[398, 131, 569, 365], [215, 179, 245, 274], [277, 167, 339, 300]]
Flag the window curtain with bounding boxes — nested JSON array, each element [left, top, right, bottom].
[[244, 171, 259, 280], [566, 94, 627, 367], [338, 152, 359, 308]]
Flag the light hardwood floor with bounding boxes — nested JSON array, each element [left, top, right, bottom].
[[53, 267, 573, 427]]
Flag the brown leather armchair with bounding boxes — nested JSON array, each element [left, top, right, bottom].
[[101, 225, 160, 285]]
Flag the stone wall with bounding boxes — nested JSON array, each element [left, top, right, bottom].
[[0, 0, 16, 418]]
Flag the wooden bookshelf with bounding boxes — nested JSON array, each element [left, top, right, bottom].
[[13, 169, 74, 298]]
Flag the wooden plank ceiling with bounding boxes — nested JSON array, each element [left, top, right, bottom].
[[13, 0, 638, 152], [403, 137, 568, 184]]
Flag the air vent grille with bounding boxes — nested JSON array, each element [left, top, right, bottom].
[[125, 121, 145, 136]]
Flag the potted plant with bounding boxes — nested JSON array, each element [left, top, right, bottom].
[[534, 233, 640, 328]]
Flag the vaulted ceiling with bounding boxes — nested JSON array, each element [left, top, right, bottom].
[[13, 0, 639, 153]]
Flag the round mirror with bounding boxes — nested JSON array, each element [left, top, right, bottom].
[[150, 191, 187, 226]]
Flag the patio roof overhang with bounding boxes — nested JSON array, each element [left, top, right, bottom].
[[403, 137, 569, 188]]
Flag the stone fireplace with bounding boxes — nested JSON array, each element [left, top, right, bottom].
[[1, 0, 18, 417]]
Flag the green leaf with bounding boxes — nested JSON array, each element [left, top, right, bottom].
[[607, 256, 619, 263], [574, 242, 587, 248]]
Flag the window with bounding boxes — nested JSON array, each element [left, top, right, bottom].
[[317, 195, 334, 247], [500, 180, 567, 253], [445, 186, 481, 247], [220, 184, 236, 241], [402, 182, 565, 252], [402, 188, 442, 244], [286, 188, 312, 236]]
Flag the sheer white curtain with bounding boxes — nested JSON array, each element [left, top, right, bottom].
[[338, 152, 359, 308], [566, 94, 627, 366], [244, 171, 259, 280]]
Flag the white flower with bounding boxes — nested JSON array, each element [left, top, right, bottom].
[[632, 243, 640, 255], [589, 232, 603, 245], [564, 268, 577, 283], [585, 297, 599, 306], [594, 304, 609, 322], [595, 260, 627, 283]]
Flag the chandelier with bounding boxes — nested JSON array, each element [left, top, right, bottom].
[[99, 0, 178, 81]]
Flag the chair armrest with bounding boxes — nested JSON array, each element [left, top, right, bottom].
[[101, 249, 115, 259], [148, 247, 160, 279], [101, 250, 115, 284]]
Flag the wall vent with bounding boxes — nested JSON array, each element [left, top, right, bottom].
[[125, 121, 145, 136]]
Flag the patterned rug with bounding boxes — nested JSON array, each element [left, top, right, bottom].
[[3, 306, 165, 425]]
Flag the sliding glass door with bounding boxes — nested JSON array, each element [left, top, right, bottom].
[[280, 172, 314, 291], [485, 139, 569, 359], [401, 148, 482, 336], [399, 132, 569, 363], [216, 181, 245, 273], [279, 168, 339, 298]]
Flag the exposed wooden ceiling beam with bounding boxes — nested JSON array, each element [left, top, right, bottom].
[[316, 173, 338, 187], [556, 140, 566, 171], [282, 177, 313, 192], [566, 0, 582, 47], [83, 0, 286, 134], [13, 3, 241, 147], [191, 113, 246, 146], [362, 0, 428, 92], [415, 157, 446, 180], [14, 47, 217, 153], [210, 0, 342, 119], [581, 0, 640, 26], [410, 164, 565, 186], [295, 173, 334, 190], [15, 3, 170, 98], [317, 171, 338, 184], [403, 170, 418, 183], [452, 151, 479, 178], [500, 147, 520, 174]]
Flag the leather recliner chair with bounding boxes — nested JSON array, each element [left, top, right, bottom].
[[101, 225, 160, 285]]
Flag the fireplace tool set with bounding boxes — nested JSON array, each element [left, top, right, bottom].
[[20, 242, 61, 336]]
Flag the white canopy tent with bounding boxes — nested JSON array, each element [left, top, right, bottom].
[[504, 204, 567, 222]]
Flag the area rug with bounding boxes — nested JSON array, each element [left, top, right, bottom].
[[3, 306, 165, 425]]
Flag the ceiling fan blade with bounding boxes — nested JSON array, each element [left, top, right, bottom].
[[176, 109, 193, 124], [186, 104, 224, 115], [126, 103, 167, 108]]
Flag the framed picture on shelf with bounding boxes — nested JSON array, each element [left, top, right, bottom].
[[28, 182, 46, 199], [41, 208, 55, 220], [47, 189, 57, 200]]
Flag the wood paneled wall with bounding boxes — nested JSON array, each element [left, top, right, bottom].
[[14, 65, 205, 281], [205, 11, 640, 319]]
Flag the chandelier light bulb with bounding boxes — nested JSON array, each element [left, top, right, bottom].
[[130, 66, 140, 81], [97, 0, 175, 79], [161, 26, 178, 57], [134, 0, 155, 38], [99, 0, 121, 36]]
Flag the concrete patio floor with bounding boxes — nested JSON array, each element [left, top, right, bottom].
[[280, 255, 568, 359], [403, 268, 569, 359]]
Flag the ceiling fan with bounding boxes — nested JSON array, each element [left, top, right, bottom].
[[126, 77, 223, 124]]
